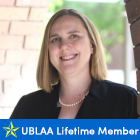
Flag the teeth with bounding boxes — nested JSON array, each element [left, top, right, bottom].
[[61, 55, 76, 60]]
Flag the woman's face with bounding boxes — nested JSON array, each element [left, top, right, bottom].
[[49, 15, 93, 76]]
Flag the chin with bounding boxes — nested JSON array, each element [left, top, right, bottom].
[[60, 66, 77, 75]]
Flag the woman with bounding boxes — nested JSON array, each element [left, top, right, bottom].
[[10, 9, 138, 119]]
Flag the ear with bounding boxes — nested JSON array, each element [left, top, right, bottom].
[[90, 44, 94, 54]]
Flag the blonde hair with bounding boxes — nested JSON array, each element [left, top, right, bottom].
[[36, 9, 107, 93]]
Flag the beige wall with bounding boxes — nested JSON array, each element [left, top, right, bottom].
[[0, 0, 50, 118]]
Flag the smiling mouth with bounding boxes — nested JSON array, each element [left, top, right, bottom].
[[60, 54, 78, 61]]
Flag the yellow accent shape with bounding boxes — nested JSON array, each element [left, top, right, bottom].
[[3, 121, 20, 138]]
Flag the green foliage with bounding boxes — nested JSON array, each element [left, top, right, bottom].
[[48, 0, 124, 63], [48, 0, 64, 14]]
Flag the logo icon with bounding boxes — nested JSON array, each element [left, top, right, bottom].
[[3, 121, 20, 138]]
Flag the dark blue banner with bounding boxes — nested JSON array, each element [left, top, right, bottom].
[[0, 119, 140, 140]]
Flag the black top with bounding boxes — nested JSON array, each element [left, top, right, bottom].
[[10, 78, 138, 119]]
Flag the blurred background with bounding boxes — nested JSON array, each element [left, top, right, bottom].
[[0, 0, 136, 118]]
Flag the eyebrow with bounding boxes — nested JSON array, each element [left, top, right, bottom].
[[49, 30, 81, 38]]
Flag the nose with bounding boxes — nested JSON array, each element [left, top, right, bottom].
[[59, 40, 71, 51]]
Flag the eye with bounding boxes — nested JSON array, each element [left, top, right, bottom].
[[71, 35, 78, 39], [51, 38, 60, 43]]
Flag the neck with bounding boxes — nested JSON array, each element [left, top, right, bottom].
[[59, 69, 92, 102]]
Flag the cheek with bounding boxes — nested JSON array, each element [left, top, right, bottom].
[[73, 39, 84, 50], [48, 45, 59, 63], [74, 38, 90, 52], [49, 45, 59, 56]]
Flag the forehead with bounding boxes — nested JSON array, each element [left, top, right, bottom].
[[50, 15, 86, 35]]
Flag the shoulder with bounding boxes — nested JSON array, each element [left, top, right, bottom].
[[21, 89, 50, 103], [98, 80, 138, 118], [17, 89, 52, 110], [21, 83, 59, 101], [10, 89, 51, 119], [104, 80, 137, 98], [91, 78, 137, 99], [10, 83, 59, 119]]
